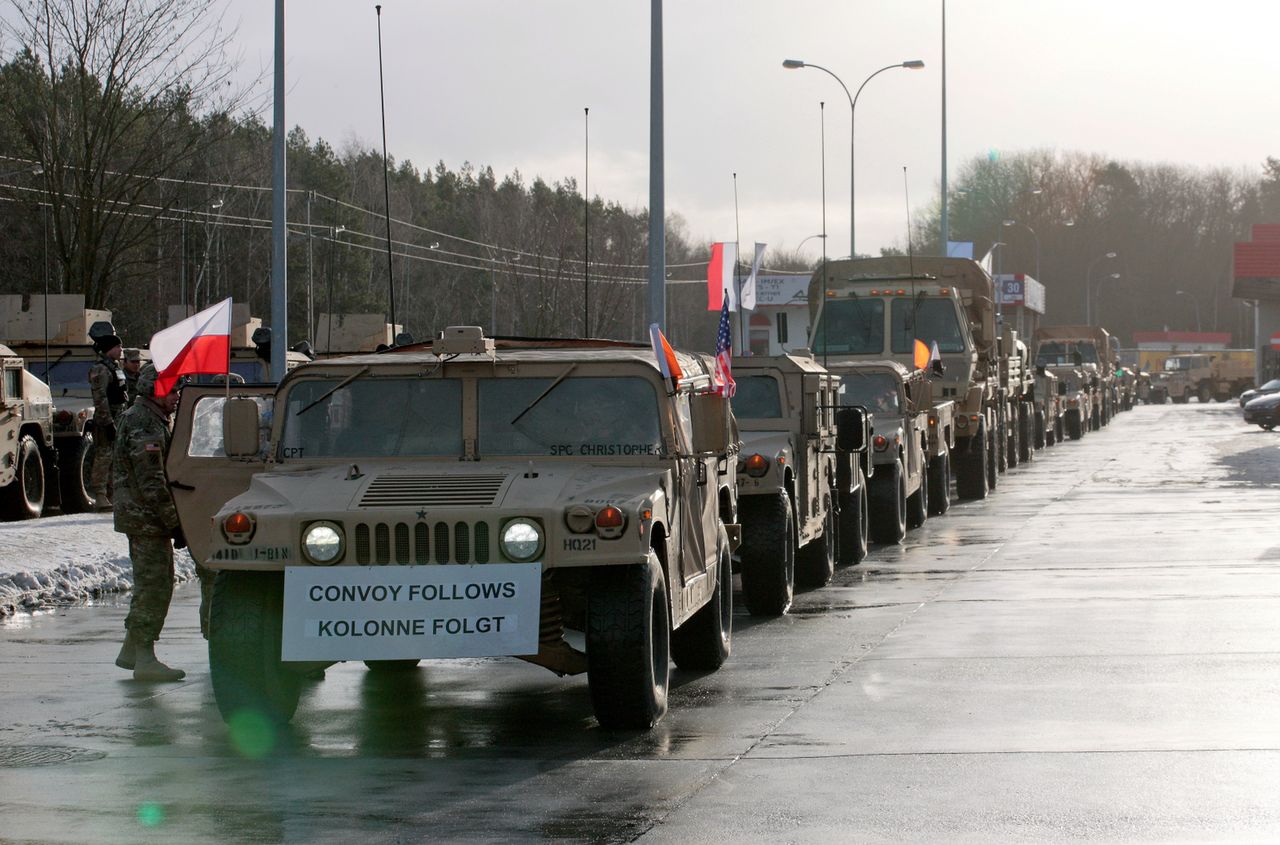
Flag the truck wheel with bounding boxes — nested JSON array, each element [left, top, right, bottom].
[[1197, 383, 1212, 403], [1054, 416, 1064, 444], [837, 471, 869, 565], [364, 660, 421, 672], [1091, 406, 1101, 430], [1018, 408, 1033, 463], [738, 493, 795, 617], [1067, 413, 1083, 440], [796, 497, 836, 587], [209, 572, 303, 726], [907, 462, 928, 528], [1033, 409, 1046, 450], [955, 433, 988, 501], [588, 551, 670, 729], [987, 428, 999, 490], [671, 531, 733, 671], [870, 461, 907, 544], [1172, 392, 1188, 404], [927, 452, 950, 516], [1, 434, 45, 521], [58, 433, 95, 513], [996, 418, 1008, 472]]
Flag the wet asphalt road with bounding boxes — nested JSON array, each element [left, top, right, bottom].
[[2, 402, 1278, 843]]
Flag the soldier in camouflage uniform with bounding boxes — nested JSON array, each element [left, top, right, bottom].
[[122, 348, 142, 407], [88, 334, 127, 510], [112, 363, 187, 682]]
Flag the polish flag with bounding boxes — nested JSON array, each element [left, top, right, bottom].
[[150, 298, 233, 395], [706, 242, 738, 311], [648, 323, 683, 393]]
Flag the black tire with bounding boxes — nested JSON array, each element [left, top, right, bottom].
[[1197, 383, 1212, 403], [996, 415, 1008, 472], [58, 433, 95, 513], [1054, 415, 1064, 444], [1067, 413, 1083, 441], [955, 432, 989, 501], [796, 496, 836, 588], [870, 461, 907, 543], [738, 493, 795, 617], [1006, 412, 1019, 469], [1, 434, 45, 521], [364, 659, 421, 672], [1262, 424, 1275, 431], [1018, 406, 1033, 463], [587, 552, 670, 729], [906, 462, 928, 529], [837, 471, 869, 565], [1172, 392, 1188, 405], [671, 531, 733, 671], [926, 451, 950, 516], [1033, 409, 1046, 450], [987, 427, 999, 490], [209, 571, 303, 725]]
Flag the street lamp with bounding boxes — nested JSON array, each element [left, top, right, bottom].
[[1085, 251, 1118, 325], [1001, 219, 1040, 282], [1094, 272, 1121, 327], [1175, 290, 1202, 332], [783, 57, 924, 258], [796, 233, 827, 254]]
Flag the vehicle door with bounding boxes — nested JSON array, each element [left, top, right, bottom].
[[672, 387, 712, 582], [166, 385, 274, 565], [903, 376, 927, 485]]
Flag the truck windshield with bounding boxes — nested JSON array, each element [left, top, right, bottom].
[[278, 377, 463, 458], [812, 298, 884, 354], [1165, 356, 1204, 371], [27, 359, 92, 395], [479, 376, 662, 457], [731, 376, 783, 419], [890, 297, 965, 354], [838, 371, 900, 416], [1037, 342, 1100, 366]]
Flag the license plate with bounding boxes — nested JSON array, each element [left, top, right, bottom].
[[282, 564, 542, 661]]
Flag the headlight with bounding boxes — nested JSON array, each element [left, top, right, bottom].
[[302, 521, 344, 565], [741, 453, 770, 477], [501, 518, 543, 561]]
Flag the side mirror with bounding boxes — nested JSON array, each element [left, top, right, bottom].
[[690, 392, 730, 455], [1058, 382, 1068, 396], [223, 397, 261, 457], [835, 407, 867, 452], [1036, 364, 1047, 377], [931, 358, 945, 378]]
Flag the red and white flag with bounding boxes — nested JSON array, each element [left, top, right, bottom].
[[740, 242, 766, 311], [706, 242, 738, 311], [150, 298, 233, 395], [648, 322, 683, 393]]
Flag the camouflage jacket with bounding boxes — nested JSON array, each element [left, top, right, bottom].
[[112, 398, 180, 537], [89, 356, 127, 426], [124, 370, 139, 407]]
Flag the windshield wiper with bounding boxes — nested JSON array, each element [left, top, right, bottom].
[[511, 364, 576, 425], [294, 366, 370, 416]]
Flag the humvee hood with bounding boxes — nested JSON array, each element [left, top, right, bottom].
[[739, 429, 791, 458]]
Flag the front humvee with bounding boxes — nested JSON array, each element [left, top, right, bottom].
[[168, 327, 739, 730], [0, 344, 56, 519]]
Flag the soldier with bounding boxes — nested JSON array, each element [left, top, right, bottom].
[[122, 348, 143, 406], [88, 333, 127, 510], [112, 363, 187, 682]]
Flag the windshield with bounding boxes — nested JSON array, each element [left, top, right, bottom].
[[1165, 356, 1205, 371], [890, 297, 966, 354], [27, 359, 92, 395], [812, 298, 884, 355], [838, 371, 900, 417], [479, 376, 662, 457], [1036, 341, 1099, 367], [1261, 379, 1280, 391], [731, 376, 783, 419], [279, 377, 463, 458]]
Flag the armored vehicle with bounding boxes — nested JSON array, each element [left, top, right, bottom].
[[998, 328, 1037, 467], [831, 362, 953, 543], [167, 327, 740, 730], [1049, 366, 1093, 440], [0, 344, 57, 519], [808, 257, 1003, 503], [731, 353, 868, 615], [1034, 326, 1114, 427], [1158, 353, 1254, 404], [1032, 366, 1062, 448]]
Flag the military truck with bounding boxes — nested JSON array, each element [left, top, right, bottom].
[[809, 257, 1001, 502], [999, 328, 1038, 467], [1158, 353, 1254, 404], [1032, 366, 1062, 448], [831, 362, 953, 543], [731, 353, 868, 615], [0, 344, 57, 519], [1049, 367, 1093, 440], [167, 327, 740, 731], [1034, 326, 1114, 428]]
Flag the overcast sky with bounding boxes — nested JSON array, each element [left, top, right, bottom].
[[226, 1, 1278, 263]]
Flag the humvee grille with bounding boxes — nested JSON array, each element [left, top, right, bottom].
[[350, 520, 495, 565], [358, 474, 508, 508]]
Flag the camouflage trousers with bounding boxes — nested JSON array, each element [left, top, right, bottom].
[[90, 425, 114, 498], [124, 535, 175, 643]]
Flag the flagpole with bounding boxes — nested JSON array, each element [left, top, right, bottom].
[[733, 172, 743, 356]]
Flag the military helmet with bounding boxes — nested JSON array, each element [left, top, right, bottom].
[[135, 363, 162, 398]]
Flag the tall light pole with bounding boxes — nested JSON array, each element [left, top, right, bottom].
[[1001, 219, 1040, 281], [783, 58, 924, 258], [1085, 251, 1118, 325], [1176, 290, 1202, 332], [1094, 272, 1121, 327]]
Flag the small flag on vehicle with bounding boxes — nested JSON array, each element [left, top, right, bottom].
[[713, 298, 736, 397], [649, 323, 683, 392], [913, 338, 930, 370]]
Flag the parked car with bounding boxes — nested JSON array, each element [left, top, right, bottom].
[[1238, 378, 1280, 408], [1243, 393, 1280, 431]]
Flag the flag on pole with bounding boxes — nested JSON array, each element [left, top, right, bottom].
[[713, 298, 736, 397], [979, 245, 996, 275], [928, 340, 944, 374], [740, 242, 766, 311], [913, 338, 930, 370], [706, 242, 738, 311], [648, 323, 683, 393], [150, 298, 233, 395]]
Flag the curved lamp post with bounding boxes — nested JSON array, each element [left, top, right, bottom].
[[783, 58, 924, 258], [1001, 218, 1041, 282], [1085, 251, 1118, 325]]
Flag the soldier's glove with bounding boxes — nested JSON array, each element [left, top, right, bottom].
[[101, 422, 116, 443], [172, 527, 188, 550]]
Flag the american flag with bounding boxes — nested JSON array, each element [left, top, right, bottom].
[[713, 296, 736, 397]]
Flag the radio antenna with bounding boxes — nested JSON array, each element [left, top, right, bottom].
[[376, 5, 397, 339], [904, 166, 915, 279]]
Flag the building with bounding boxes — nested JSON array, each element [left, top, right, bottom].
[[1232, 223, 1280, 383], [994, 273, 1046, 340]]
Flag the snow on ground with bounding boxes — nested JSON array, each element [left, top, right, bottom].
[[0, 513, 194, 617]]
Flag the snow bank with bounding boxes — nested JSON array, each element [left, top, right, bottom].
[[0, 513, 194, 617]]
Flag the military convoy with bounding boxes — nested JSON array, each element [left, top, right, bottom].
[[1152, 353, 1254, 404], [0, 344, 57, 519]]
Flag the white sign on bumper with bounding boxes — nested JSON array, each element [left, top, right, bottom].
[[282, 564, 542, 661]]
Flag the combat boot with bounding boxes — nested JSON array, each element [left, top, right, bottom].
[[132, 640, 185, 682], [114, 630, 139, 671], [93, 494, 113, 513]]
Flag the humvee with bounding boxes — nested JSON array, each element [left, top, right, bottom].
[[168, 327, 739, 730], [1049, 366, 1093, 440], [830, 361, 953, 543], [1032, 366, 1062, 448], [0, 344, 56, 519], [730, 352, 869, 616]]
